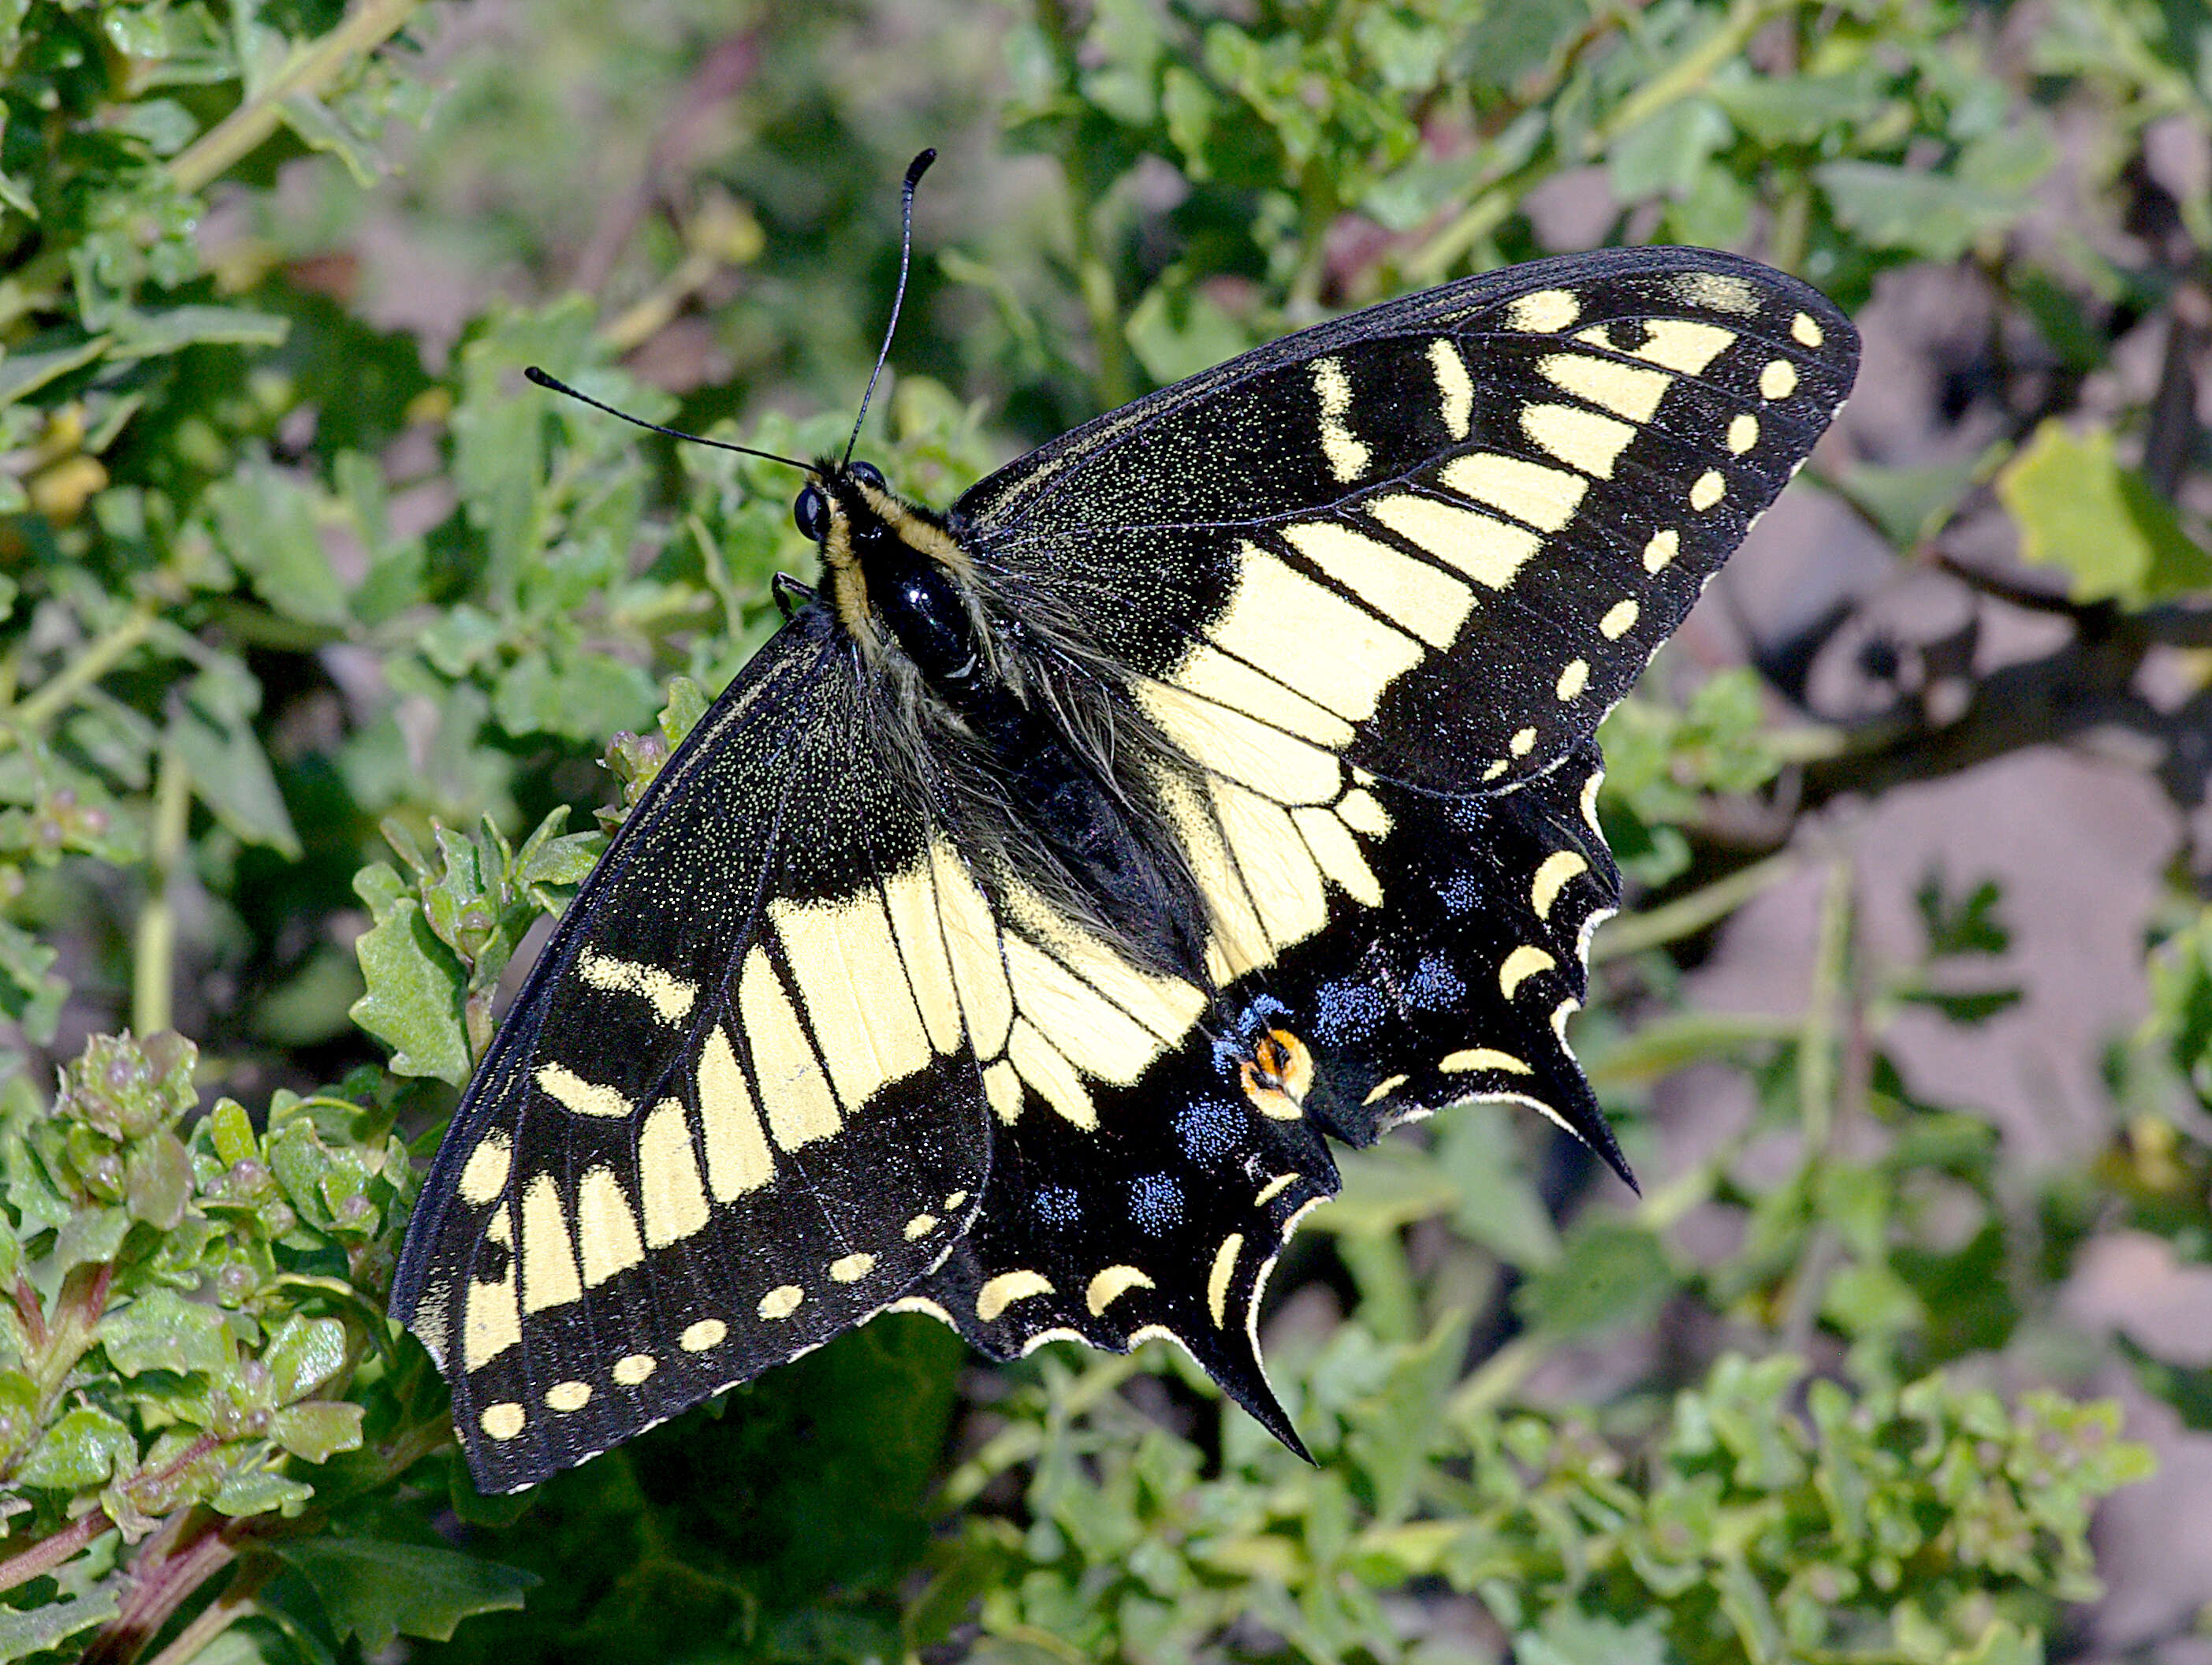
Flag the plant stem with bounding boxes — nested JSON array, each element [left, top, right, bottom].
[[1032, 0, 1131, 410], [1592, 850, 1801, 963], [36, 1265, 114, 1414], [1797, 859, 1852, 1150], [1405, 188, 1510, 286], [1447, 1334, 1544, 1421], [0, 1509, 115, 1594], [140, 1556, 273, 1665], [81, 1514, 240, 1665], [168, 0, 426, 196], [1778, 862, 1855, 1354], [0, 607, 157, 756], [1596, 0, 1779, 144], [133, 746, 191, 1038]]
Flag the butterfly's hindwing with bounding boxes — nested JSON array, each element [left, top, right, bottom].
[[391, 613, 995, 1492], [914, 744, 1621, 1443]]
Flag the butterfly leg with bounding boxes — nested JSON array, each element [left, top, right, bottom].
[[773, 572, 818, 619]]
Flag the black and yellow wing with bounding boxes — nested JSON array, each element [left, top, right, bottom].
[[390, 612, 1001, 1493], [907, 248, 1856, 1427], [396, 244, 1857, 1490], [961, 246, 1851, 795]]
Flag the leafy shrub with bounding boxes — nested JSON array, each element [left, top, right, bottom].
[[2, 0, 2206, 1660]]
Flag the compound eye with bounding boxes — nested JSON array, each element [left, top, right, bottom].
[[849, 460, 886, 490], [794, 485, 829, 542]]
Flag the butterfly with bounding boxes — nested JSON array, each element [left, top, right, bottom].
[[390, 154, 1859, 1492]]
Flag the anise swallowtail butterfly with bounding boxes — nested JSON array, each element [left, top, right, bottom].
[[393, 155, 1859, 1492]]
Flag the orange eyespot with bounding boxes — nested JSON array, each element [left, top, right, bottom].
[[1238, 1029, 1314, 1122]]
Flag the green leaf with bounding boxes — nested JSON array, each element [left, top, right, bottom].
[[167, 692, 302, 859], [50, 1205, 132, 1278], [211, 1469, 315, 1516], [268, 1400, 366, 1463], [0, 1587, 123, 1663], [515, 810, 597, 892], [2146, 912, 2212, 1088], [98, 1287, 232, 1376], [125, 1129, 192, 1228], [17, 1405, 137, 1489], [1607, 96, 1730, 202], [1944, 1621, 2045, 1665], [264, 1316, 348, 1402], [106, 306, 289, 359], [1078, 0, 1164, 125], [490, 650, 657, 743], [279, 91, 385, 188], [1451, 0, 1583, 91], [1814, 160, 2024, 262], [0, 1373, 42, 1467], [0, 917, 66, 1045], [0, 338, 111, 410], [1834, 456, 1990, 546], [1436, 1104, 1562, 1268], [277, 1539, 538, 1649], [1516, 1219, 1676, 1337], [1710, 67, 1886, 144], [206, 458, 350, 627], [1514, 1607, 1670, 1665], [1897, 986, 2024, 1026], [1322, 1145, 1462, 1235], [1821, 1261, 1927, 1339], [1916, 871, 2011, 958], [1995, 419, 2212, 605], [348, 892, 471, 1085], [207, 1097, 258, 1165], [1125, 281, 1253, 387]]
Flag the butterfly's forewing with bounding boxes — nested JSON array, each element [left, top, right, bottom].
[[957, 247, 1856, 796], [391, 613, 992, 1492]]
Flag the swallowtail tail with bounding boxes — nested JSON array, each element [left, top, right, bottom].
[[393, 162, 1859, 1492]]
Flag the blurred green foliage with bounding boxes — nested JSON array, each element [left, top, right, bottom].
[[2, 0, 2209, 1659]]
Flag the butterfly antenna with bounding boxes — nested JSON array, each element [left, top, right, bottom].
[[521, 367, 812, 472], [843, 147, 936, 468]]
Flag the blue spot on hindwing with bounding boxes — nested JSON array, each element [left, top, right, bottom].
[[1130, 1173, 1184, 1235], [1176, 1098, 1242, 1164], [1409, 952, 1466, 1009], [1313, 979, 1387, 1044], [1238, 994, 1290, 1035], [1034, 1186, 1081, 1228], [1439, 872, 1482, 914]]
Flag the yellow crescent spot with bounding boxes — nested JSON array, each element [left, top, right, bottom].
[[1086, 1265, 1154, 1316], [977, 1270, 1054, 1322], [1499, 944, 1557, 1000], [1207, 1234, 1244, 1328]]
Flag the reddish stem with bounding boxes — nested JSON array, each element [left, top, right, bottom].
[[0, 1507, 115, 1594], [80, 1513, 240, 1665], [13, 1277, 47, 1351]]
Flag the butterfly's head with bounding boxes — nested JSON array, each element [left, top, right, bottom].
[[795, 460, 970, 657]]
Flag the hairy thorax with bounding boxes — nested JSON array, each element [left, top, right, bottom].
[[817, 468, 1211, 985]]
